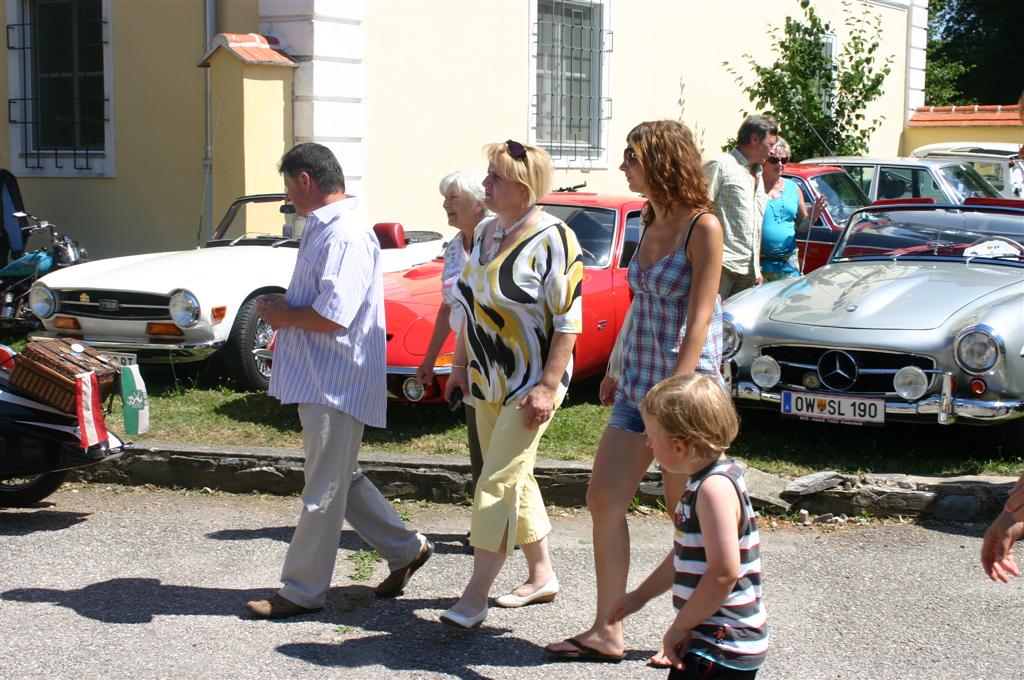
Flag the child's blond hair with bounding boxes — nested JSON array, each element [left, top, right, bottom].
[[640, 373, 739, 458]]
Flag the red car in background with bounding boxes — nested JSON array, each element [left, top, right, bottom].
[[383, 191, 646, 403], [782, 163, 871, 272]]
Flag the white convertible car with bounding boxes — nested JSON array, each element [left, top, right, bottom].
[[27, 194, 445, 390]]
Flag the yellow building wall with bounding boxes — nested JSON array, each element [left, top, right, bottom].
[[363, 0, 910, 232], [902, 126, 1024, 154], [241, 68, 293, 199], [1, 1, 208, 258], [217, 0, 260, 35]]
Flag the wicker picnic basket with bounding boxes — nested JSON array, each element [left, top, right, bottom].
[[10, 339, 119, 413]]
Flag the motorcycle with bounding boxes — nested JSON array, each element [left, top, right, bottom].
[[0, 212, 88, 333], [0, 346, 128, 506]]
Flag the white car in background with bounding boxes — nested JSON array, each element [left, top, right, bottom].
[[802, 156, 1004, 205], [911, 142, 1023, 199], [28, 194, 445, 391]]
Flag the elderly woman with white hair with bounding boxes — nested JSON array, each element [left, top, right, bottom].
[[416, 169, 490, 491]]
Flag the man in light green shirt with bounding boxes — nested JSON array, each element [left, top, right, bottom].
[[704, 115, 778, 298]]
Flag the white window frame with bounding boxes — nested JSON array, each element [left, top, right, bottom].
[[529, 0, 612, 170], [5, 0, 115, 177]]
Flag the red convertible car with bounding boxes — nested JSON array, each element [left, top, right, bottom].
[[383, 169, 867, 404], [384, 190, 646, 403]]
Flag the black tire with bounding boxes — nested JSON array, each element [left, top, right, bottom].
[[0, 471, 69, 507], [224, 298, 274, 391]]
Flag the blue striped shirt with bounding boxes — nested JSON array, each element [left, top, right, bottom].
[[267, 196, 387, 428]]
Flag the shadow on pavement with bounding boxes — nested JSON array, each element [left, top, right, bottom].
[[0, 509, 91, 536], [206, 527, 473, 556]]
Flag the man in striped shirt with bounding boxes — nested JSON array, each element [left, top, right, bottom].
[[245, 143, 433, 619], [704, 115, 777, 298]]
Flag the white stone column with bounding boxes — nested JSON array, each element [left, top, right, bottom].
[[259, 0, 367, 199], [906, 0, 928, 118]]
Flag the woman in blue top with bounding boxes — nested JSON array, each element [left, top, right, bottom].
[[759, 137, 825, 281]]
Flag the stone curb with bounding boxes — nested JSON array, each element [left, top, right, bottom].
[[72, 439, 1018, 522]]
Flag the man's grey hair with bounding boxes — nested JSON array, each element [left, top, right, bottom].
[[737, 115, 779, 146], [439, 168, 487, 204]]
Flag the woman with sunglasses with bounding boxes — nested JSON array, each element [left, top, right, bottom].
[[546, 120, 724, 663], [440, 140, 583, 629], [759, 137, 825, 281]]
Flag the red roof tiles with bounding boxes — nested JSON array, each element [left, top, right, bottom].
[[909, 104, 1022, 128], [198, 33, 297, 68]]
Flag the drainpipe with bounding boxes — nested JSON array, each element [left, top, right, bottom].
[[201, 0, 217, 242]]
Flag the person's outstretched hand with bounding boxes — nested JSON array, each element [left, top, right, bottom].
[[981, 511, 1024, 583]]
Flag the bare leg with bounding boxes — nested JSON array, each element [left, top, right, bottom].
[[448, 528, 509, 616], [546, 426, 651, 656], [507, 535, 555, 596]]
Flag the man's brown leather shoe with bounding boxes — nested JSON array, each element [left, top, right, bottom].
[[245, 592, 322, 619], [374, 537, 434, 597]]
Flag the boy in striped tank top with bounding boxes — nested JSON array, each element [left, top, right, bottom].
[[610, 373, 767, 678]]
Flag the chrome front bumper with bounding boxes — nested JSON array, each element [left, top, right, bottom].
[[734, 376, 1024, 425], [28, 332, 224, 363]]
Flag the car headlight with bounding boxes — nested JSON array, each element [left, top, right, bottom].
[[722, 315, 743, 359], [28, 284, 58, 318], [402, 376, 425, 401], [751, 355, 781, 389], [169, 289, 201, 328], [954, 326, 1001, 374], [893, 366, 928, 401]]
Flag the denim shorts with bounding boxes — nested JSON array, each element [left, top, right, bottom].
[[607, 399, 645, 434]]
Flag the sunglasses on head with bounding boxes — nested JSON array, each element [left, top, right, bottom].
[[766, 156, 789, 165], [505, 139, 528, 162]]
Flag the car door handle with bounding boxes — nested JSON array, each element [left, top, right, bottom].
[[596, 320, 608, 330]]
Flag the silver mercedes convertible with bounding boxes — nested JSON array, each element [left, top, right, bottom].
[[722, 199, 1023, 449]]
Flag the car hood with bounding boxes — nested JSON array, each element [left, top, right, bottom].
[[39, 247, 298, 293], [383, 261, 446, 356], [766, 261, 1023, 330]]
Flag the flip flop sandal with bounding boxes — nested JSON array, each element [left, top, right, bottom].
[[545, 636, 626, 663]]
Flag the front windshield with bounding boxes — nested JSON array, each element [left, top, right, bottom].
[[540, 203, 617, 267], [937, 163, 1000, 201], [834, 207, 1024, 263], [211, 196, 307, 243], [808, 172, 869, 223]]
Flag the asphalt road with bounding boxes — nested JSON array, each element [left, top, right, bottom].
[[1, 484, 1021, 680]]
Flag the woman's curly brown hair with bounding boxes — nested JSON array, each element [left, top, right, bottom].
[[627, 120, 712, 226]]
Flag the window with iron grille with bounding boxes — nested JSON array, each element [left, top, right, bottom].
[[533, 0, 611, 166], [6, 0, 112, 175]]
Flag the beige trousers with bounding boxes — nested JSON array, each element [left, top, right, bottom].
[[470, 399, 557, 555], [278, 404, 423, 609]]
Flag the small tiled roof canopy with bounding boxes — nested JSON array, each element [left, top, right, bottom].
[[198, 33, 297, 68], [909, 104, 1022, 128]]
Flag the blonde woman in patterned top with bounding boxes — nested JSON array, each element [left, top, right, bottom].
[[439, 140, 584, 629]]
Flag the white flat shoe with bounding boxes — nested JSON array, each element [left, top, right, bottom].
[[439, 606, 488, 629], [494, 575, 559, 608]]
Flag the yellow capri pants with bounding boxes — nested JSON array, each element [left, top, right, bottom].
[[470, 398, 560, 555]]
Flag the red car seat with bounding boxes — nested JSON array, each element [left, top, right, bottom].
[[374, 222, 406, 249]]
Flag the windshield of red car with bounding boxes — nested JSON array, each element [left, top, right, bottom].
[[808, 172, 869, 223], [834, 208, 1024, 264], [539, 203, 617, 268]]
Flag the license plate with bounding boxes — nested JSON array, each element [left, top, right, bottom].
[[781, 391, 884, 424], [100, 351, 137, 367]]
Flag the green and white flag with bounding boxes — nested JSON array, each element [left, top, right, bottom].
[[120, 364, 149, 436]]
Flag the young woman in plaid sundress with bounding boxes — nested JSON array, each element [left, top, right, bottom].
[[547, 120, 724, 663]]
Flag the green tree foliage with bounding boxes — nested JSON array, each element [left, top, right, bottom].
[[927, 0, 1024, 105], [723, 0, 892, 161], [923, 0, 968, 105]]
